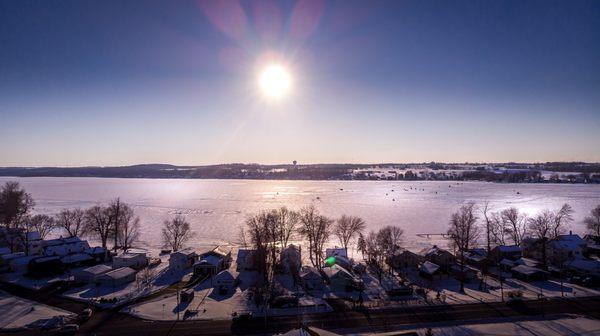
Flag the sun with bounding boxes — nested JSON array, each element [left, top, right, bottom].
[[259, 64, 291, 99]]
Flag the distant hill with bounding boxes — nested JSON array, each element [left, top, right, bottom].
[[0, 162, 599, 182]]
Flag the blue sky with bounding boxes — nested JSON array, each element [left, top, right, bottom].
[[1, 0, 599, 166]]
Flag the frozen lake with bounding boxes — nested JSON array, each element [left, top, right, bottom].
[[2, 177, 599, 252]]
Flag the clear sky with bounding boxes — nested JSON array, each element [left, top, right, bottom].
[[1, 0, 599, 166]]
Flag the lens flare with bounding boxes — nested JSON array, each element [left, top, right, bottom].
[[259, 64, 291, 99]]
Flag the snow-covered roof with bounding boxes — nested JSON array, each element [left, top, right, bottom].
[[81, 264, 112, 275], [62, 236, 82, 244], [214, 269, 235, 283], [419, 261, 440, 275], [103, 267, 136, 279], [114, 252, 144, 260], [568, 259, 600, 272], [124, 248, 147, 256], [61, 253, 93, 264], [1, 252, 25, 261], [0, 247, 11, 255], [323, 265, 354, 280], [85, 246, 107, 254], [496, 245, 522, 253], [515, 257, 539, 267], [33, 256, 61, 263], [172, 247, 196, 257], [9, 255, 36, 266], [500, 259, 515, 267], [300, 267, 322, 279], [195, 255, 222, 267], [512, 264, 547, 275], [420, 245, 451, 258], [43, 238, 65, 247], [551, 234, 585, 251]]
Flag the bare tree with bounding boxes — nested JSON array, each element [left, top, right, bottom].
[[313, 215, 333, 267], [161, 215, 195, 252], [489, 211, 508, 246], [85, 205, 113, 249], [551, 203, 573, 238], [29, 214, 55, 239], [118, 214, 141, 251], [528, 210, 554, 269], [245, 210, 272, 282], [482, 201, 493, 253], [365, 230, 385, 282], [0, 181, 35, 228], [448, 203, 480, 292], [333, 215, 366, 255], [501, 207, 528, 245], [275, 207, 299, 248], [55, 208, 86, 237], [356, 232, 367, 260], [298, 205, 319, 267], [585, 204, 600, 236]]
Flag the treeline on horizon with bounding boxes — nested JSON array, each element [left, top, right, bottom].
[[0, 162, 599, 183]]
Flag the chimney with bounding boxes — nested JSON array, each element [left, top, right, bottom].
[[569, 230, 572, 235]]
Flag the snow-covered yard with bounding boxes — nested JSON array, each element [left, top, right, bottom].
[[62, 256, 181, 308], [0, 290, 75, 331]]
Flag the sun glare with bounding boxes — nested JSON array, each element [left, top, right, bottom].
[[259, 64, 291, 99]]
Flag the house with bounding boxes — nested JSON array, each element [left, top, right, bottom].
[[235, 249, 256, 272], [511, 265, 548, 281], [74, 264, 112, 283], [499, 258, 516, 272], [548, 234, 586, 265], [61, 253, 94, 269], [324, 254, 352, 271], [450, 264, 478, 282], [583, 235, 600, 256], [28, 256, 63, 277], [85, 246, 110, 263], [194, 246, 231, 277], [113, 252, 148, 270], [323, 266, 361, 292], [419, 261, 446, 280], [24, 231, 43, 255], [169, 248, 198, 272], [300, 266, 324, 290], [8, 255, 36, 273], [97, 267, 137, 287], [325, 247, 347, 259], [387, 249, 423, 270], [567, 259, 600, 276], [43, 237, 90, 257], [280, 244, 301, 274], [214, 269, 236, 294], [489, 245, 522, 263], [420, 245, 455, 271], [0, 252, 25, 266]]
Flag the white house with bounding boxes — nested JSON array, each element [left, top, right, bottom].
[[75, 264, 112, 283], [43, 237, 90, 257], [169, 248, 198, 271], [113, 252, 148, 270], [549, 234, 586, 265], [97, 267, 137, 287]]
